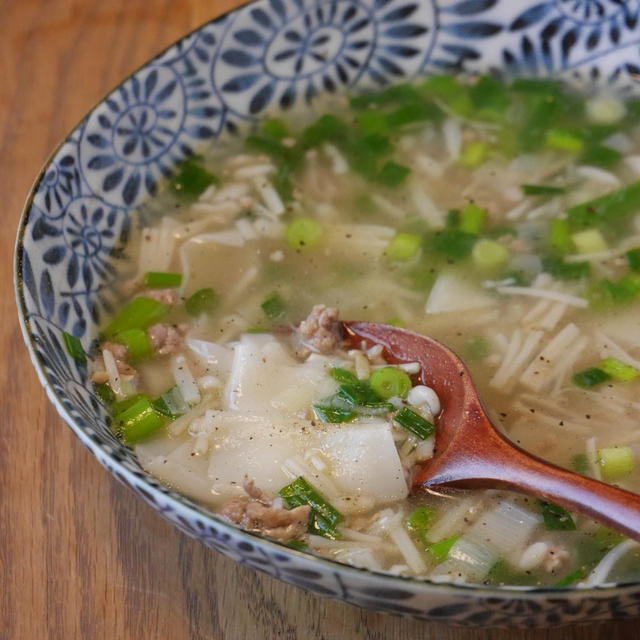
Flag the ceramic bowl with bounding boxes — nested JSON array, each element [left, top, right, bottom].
[[15, 0, 640, 627]]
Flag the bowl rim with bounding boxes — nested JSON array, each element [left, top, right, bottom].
[[13, 0, 640, 601]]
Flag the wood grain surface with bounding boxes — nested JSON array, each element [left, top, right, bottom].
[[1, 1, 639, 638]]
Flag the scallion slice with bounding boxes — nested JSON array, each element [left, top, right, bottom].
[[185, 287, 218, 316], [599, 358, 639, 382], [427, 535, 460, 562], [62, 331, 86, 363], [572, 367, 610, 388], [279, 477, 343, 539], [312, 404, 357, 423], [260, 291, 286, 319], [539, 500, 576, 531], [394, 407, 435, 440], [114, 394, 165, 444], [103, 297, 169, 338], [144, 271, 182, 289], [113, 328, 152, 362], [369, 367, 412, 400]]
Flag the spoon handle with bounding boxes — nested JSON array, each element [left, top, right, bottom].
[[428, 426, 640, 542]]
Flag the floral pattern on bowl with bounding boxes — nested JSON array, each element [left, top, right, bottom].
[[15, 0, 640, 627]]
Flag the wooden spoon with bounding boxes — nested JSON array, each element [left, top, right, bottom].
[[343, 320, 640, 541]]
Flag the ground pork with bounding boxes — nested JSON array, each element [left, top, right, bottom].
[[220, 479, 311, 543], [143, 288, 179, 305], [299, 304, 341, 354], [147, 323, 187, 356]]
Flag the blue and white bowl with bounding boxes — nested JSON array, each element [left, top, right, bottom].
[[15, 0, 640, 627]]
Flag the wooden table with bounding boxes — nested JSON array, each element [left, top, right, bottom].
[[2, 1, 638, 638]]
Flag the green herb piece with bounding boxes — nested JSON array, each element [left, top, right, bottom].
[[571, 229, 608, 254], [386, 232, 422, 261], [598, 446, 635, 481], [286, 217, 323, 250], [470, 75, 509, 114], [300, 114, 346, 147], [369, 367, 412, 400], [336, 383, 393, 411], [385, 101, 442, 129], [114, 394, 165, 444], [599, 358, 639, 382], [407, 505, 435, 533], [262, 118, 289, 140], [394, 407, 435, 440], [103, 297, 169, 338], [429, 229, 477, 261], [422, 75, 472, 116], [286, 539, 308, 551], [472, 239, 509, 272], [349, 84, 422, 109], [571, 453, 590, 476], [539, 500, 576, 531], [330, 368, 359, 385], [446, 209, 461, 228], [581, 145, 622, 168], [62, 331, 86, 363], [521, 184, 566, 196], [185, 287, 218, 316], [143, 271, 182, 289], [542, 256, 590, 280], [549, 219, 572, 254], [354, 111, 390, 135], [594, 526, 627, 550], [459, 204, 487, 235], [113, 328, 152, 362], [95, 383, 115, 405], [545, 129, 584, 153], [465, 336, 491, 360], [273, 161, 294, 202], [572, 367, 610, 389], [169, 159, 219, 198], [488, 560, 539, 587], [510, 78, 565, 96], [386, 317, 405, 327], [459, 141, 487, 167], [279, 476, 343, 539], [590, 275, 640, 308], [626, 247, 640, 272], [312, 404, 357, 423], [567, 181, 640, 231], [427, 535, 460, 562], [260, 291, 286, 319], [554, 568, 586, 588], [152, 386, 189, 419], [376, 161, 410, 187]]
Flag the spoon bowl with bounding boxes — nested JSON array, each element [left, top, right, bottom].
[[343, 320, 640, 542]]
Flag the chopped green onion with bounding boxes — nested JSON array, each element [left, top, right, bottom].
[[185, 287, 218, 316], [385, 317, 405, 327], [394, 407, 435, 440], [375, 161, 410, 187], [386, 232, 422, 261], [572, 367, 610, 389], [427, 535, 460, 562], [143, 271, 182, 289], [349, 84, 422, 109], [549, 219, 572, 254], [285, 539, 308, 550], [429, 229, 477, 261], [330, 367, 359, 385], [114, 394, 165, 444], [369, 367, 412, 400], [567, 181, 640, 231], [599, 357, 639, 382], [406, 505, 435, 533], [261, 118, 289, 140], [581, 145, 622, 168], [336, 383, 393, 411], [169, 159, 219, 198], [279, 476, 343, 539], [422, 75, 472, 116], [354, 111, 389, 135], [459, 141, 487, 167], [312, 404, 357, 423], [62, 331, 86, 363], [554, 568, 586, 588], [598, 446, 635, 481], [300, 114, 346, 147], [626, 247, 640, 272], [104, 297, 169, 338], [594, 526, 627, 550], [112, 393, 148, 416], [260, 291, 286, 319], [459, 204, 487, 235], [472, 239, 509, 271], [465, 336, 491, 361], [542, 256, 590, 280], [590, 275, 640, 308], [571, 229, 608, 254], [571, 453, 590, 476], [545, 129, 584, 153], [152, 386, 190, 419], [521, 184, 566, 196], [113, 328, 152, 362], [470, 75, 509, 114], [95, 383, 115, 405], [385, 101, 442, 129], [539, 500, 576, 531], [286, 217, 323, 250]]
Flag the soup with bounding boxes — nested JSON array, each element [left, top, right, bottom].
[[79, 76, 640, 587]]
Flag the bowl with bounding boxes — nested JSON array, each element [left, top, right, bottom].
[[14, 0, 640, 627]]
